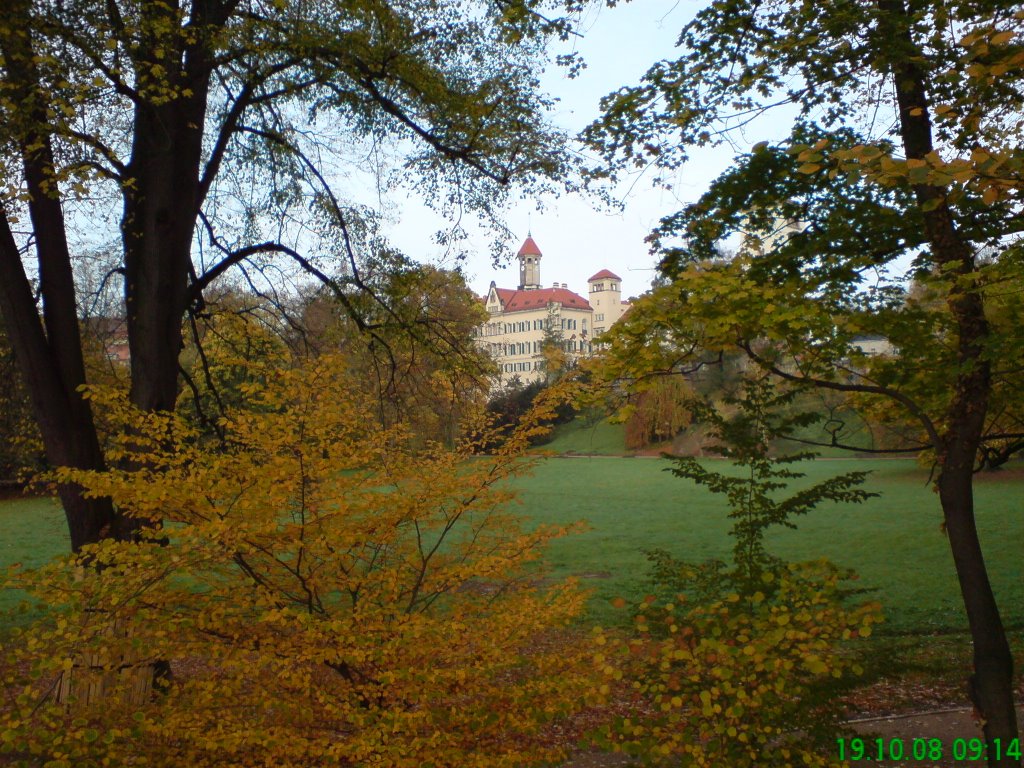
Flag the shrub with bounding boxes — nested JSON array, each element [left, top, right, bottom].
[[591, 376, 883, 766], [593, 561, 881, 767], [1, 354, 598, 768]]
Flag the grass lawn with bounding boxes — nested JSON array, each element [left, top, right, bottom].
[[0, 495, 69, 622], [510, 457, 1024, 633], [1, 459, 1021, 636]]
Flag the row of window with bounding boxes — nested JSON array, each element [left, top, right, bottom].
[[486, 340, 594, 357], [475, 317, 587, 337], [503, 361, 543, 373]]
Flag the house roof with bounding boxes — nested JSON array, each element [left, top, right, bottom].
[[490, 286, 592, 313], [517, 236, 543, 257], [588, 269, 621, 281]]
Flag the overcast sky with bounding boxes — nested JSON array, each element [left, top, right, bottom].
[[380, 1, 750, 302]]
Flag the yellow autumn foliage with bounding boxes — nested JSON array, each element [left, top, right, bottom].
[[1, 355, 598, 767], [593, 562, 883, 767]]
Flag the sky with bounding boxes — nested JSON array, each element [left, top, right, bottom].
[[379, 1, 751, 302]]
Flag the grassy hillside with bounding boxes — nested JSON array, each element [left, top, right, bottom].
[[542, 417, 626, 455]]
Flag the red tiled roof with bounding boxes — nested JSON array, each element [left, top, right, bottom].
[[495, 287, 517, 304], [588, 269, 621, 281], [491, 286, 592, 313], [517, 236, 542, 257]]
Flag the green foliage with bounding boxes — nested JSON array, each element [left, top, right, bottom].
[[593, 377, 882, 765], [667, 377, 877, 593], [486, 376, 578, 448], [586, 6, 1024, 744], [584, 1, 1024, 467]]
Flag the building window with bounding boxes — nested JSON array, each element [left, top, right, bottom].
[[596, 313, 604, 322]]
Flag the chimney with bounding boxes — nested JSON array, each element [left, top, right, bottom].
[[562, 283, 568, 289]]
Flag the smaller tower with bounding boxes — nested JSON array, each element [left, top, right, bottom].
[[517, 235, 542, 290], [587, 269, 623, 335]]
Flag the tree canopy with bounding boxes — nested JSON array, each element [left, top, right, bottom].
[[0, 0, 580, 549]]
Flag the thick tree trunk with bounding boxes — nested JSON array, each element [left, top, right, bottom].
[[122, 6, 214, 415]]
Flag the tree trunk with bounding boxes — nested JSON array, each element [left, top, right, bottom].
[[122, 4, 214, 415], [939, 463, 1019, 766], [878, 2, 1019, 762], [0, 219, 117, 551], [0, 1, 117, 551]]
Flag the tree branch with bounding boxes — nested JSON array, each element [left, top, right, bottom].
[[738, 340, 944, 451]]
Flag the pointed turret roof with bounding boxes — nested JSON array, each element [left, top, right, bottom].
[[588, 269, 621, 281], [517, 236, 542, 257]]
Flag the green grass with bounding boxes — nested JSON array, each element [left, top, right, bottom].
[[510, 457, 1024, 633], [543, 417, 627, 455], [1, 459, 1021, 636], [0, 495, 69, 621]]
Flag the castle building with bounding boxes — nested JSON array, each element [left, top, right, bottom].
[[474, 235, 627, 383]]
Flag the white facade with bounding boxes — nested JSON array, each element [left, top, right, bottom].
[[474, 236, 628, 384]]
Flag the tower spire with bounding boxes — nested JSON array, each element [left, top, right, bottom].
[[516, 233, 542, 290]]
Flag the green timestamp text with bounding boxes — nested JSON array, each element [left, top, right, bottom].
[[836, 736, 1022, 762]]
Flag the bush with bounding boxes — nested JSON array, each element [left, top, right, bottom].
[[590, 376, 883, 765], [593, 561, 881, 766], [1, 354, 599, 768]]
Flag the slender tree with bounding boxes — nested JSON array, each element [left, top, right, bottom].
[[587, 2, 1024, 762]]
